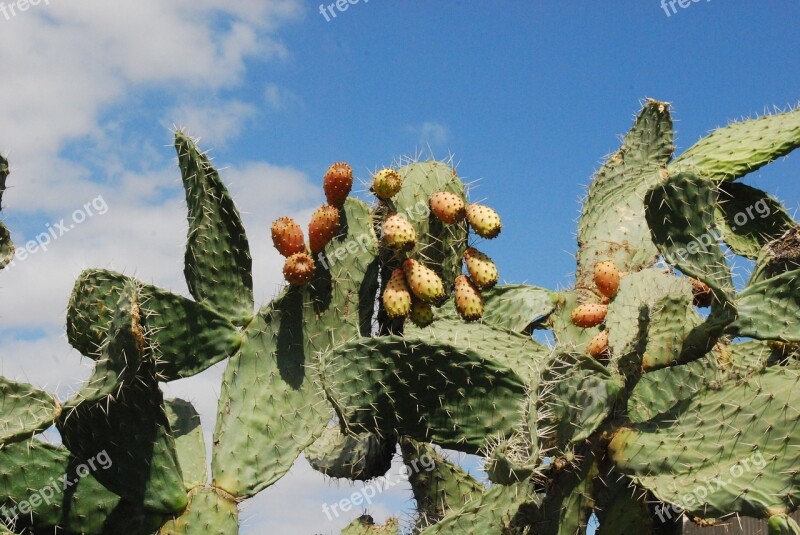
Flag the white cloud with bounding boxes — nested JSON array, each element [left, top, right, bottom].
[[264, 83, 301, 111], [168, 101, 258, 147], [415, 121, 450, 147]]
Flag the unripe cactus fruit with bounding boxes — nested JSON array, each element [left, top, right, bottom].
[[382, 269, 412, 319], [593, 260, 620, 298], [463, 247, 498, 290], [571, 303, 608, 328], [372, 168, 403, 200], [454, 275, 484, 322], [283, 252, 315, 286], [586, 329, 609, 359], [323, 162, 353, 207], [271, 217, 306, 258], [409, 299, 434, 327], [690, 278, 713, 308], [383, 213, 416, 251], [429, 192, 466, 224], [309, 205, 340, 253], [465, 203, 502, 239], [402, 258, 446, 305]]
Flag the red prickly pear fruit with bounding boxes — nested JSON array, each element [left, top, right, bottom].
[[323, 162, 353, 208], [382, 269, 412, 319], [690, 278, 713, 308], [454, 275, 484, 322], [571, 303, 608, 328], [402, 258, 446, 305], [283, 252, 315, 286], [464, 247, 498, 290], [309, 205, 340, 254], [594, 260, 620, 299], [465, 203, 502, 239], [271, 217, 306, 258], [383, 213, 416, 251], [429, 192, 465, 224], [586, 330, 610, 359], [372, 168, 403, 200], [409, 299, 434, 327]]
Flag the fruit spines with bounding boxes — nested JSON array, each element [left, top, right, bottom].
[[464, 248, 499, 290], [586, 329, 609, 359], [409, 299, 434, 328], [402, 258, 446, 305], [283, 252, 315, 286], [594, 260, 620, 299], [465, 203, 502, 239], [571, 303, 608, 328], [271, 217, 306, 258], [382, 213, 417, 252], [382, 269, 412, 319], [372, 168, 403, 200], [323, 162, 353, 208], [454, 275, 484, 322], [429, 192, 466, 225], [309, 205, 340, 254]]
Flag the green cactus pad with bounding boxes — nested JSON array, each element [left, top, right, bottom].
[[419, 480, 538, 534], [58, 284, 187, 514], [641, 292, 700, 371], [530, 453, 598, 535], [729, 269, 800, 342], [610, 366, 800, 519], [212, 198, 379, 498], [484, 436, 538, 485], [0, 378, 61, 446], [0, 155, 13, 269], [305, 426, 396, 481], [769, 514, 800, 535], [67, 269, 242, 380], [644, 171, 733, 296], [669, 107, 800, 183], [341, 515, 399, 535], [166, 399, 207, 490], [576, 100, 673, 287], [0, 440, 124, 533], [393, 160, 468, 288], [158, 487, 238, 535], [320, 335, 527, 454], [714, 182, 797, 259], [593, 475, 655, 535], [539, 353, 622, 449], [175, 132, 254, 326], [400, 438, 484, 529]]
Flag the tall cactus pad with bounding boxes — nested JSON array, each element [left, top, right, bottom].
[[0, 155, 13, 268], [158, 487, 238, 535], [729, 268, 800, 342], [321, 335, 527, 453], [305, 426, 395, 481], [669, 107, 800, 183], [400, 438, 484, 529], [610, 366, 800, 520], [176, 132, 254, 326], [0, 378, 61, 445], [212, 198, 379, 498], [393, 161, 469, 287], [576, 100, 673, 287], [67, 269, 242, 380], [166, 399, 208, 490]]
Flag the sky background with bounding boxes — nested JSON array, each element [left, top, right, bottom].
[[0, 1, 799, 533]]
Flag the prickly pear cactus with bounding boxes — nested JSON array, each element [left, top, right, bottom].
[[2, 101, 799, 534]]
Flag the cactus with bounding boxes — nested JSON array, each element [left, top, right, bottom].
[[1, 101, 799, 534]]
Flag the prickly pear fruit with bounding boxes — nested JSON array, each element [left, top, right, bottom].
[[463, 247, 498, 290], [283, 252, 315, 286], [382, 269, 412, 319], [586, 330, 609, 359], [465, 203, 502, 239], [454, 275, 483, 322], [593, 260, 620, 298], [409, 299, 434, 327], [309, 205, 340, 254], [429, 192, 465, 224], [571, 303, 608, 328], [383, 213, 416, 251], [323, 162, 353, 207], [372, 168, 403, 200], [690, 278, 713, 308], [271, 217, 306, 258], [402, 258, 446, 305]]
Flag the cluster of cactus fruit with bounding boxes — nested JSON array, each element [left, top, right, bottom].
[[1, 99, 800, 535]]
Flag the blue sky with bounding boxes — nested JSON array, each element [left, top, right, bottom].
[[0, 1, 798, 533]]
